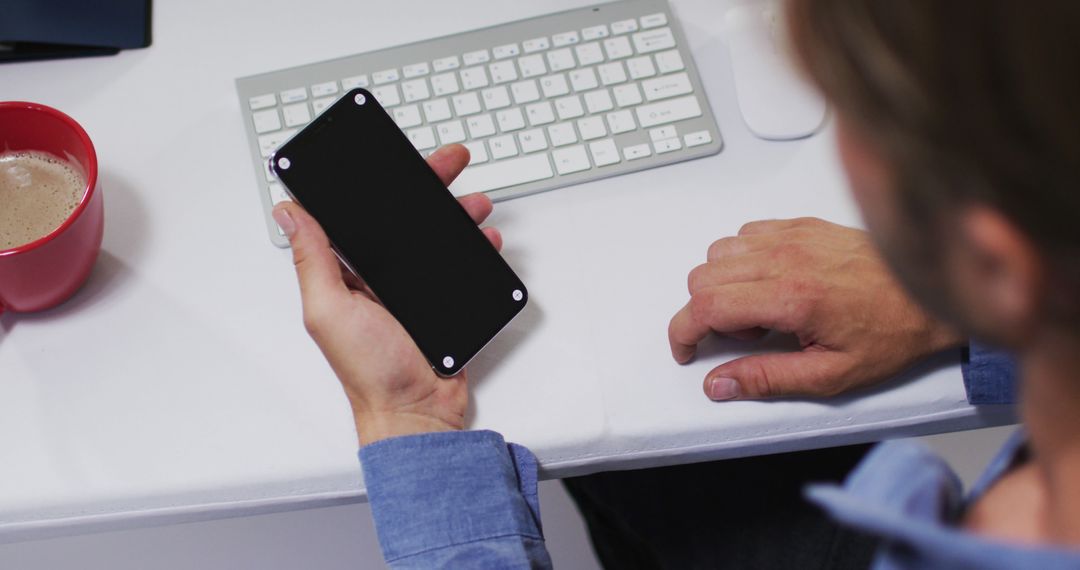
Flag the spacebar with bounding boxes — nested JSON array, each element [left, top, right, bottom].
[[449, 154, 554, 196]]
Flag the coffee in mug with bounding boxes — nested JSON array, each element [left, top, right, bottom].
[[0, 101, 104, 314], [0, 150, 88, 250]]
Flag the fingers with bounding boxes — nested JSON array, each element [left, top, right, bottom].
[[482, 227, 503, 251], [687, 253, 772, 294], [702, 350, 853, 401], [427, 144, 471, 187], [669, 281, 802, 363], [272, 202, 352, 332], [737, 217, 827, 236], [458, 192, 494, 225], [707, 232, 786, 260]]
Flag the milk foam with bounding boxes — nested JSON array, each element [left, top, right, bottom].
[[0, 150, 87, 250]]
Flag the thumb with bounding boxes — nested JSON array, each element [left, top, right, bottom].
[[272, 202, 349, 305], [702, 350, 852, 401]]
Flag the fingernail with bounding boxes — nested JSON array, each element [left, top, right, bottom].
[[272, 207, 296, 238], [708, 377, 741, 401]]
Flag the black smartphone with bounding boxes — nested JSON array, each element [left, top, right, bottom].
[[269, 88, 528, 377]]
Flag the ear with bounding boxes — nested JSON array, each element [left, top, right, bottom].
[[954, 206, 1044, 343]]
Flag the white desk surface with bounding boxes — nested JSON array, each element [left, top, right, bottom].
[[0, 0, 1013, 541]]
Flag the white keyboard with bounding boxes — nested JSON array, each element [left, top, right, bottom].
[[237, 0, 722, 247]]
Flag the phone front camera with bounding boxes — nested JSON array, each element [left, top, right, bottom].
[[354, 93, 367, 106]]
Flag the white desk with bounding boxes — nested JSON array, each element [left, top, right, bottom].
[[0, 0, 1013, 542]]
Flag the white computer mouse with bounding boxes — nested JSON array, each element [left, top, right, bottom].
[[724, 1, 827, 141]]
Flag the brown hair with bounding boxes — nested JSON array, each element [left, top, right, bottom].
[[785, 0, 1080, 324]]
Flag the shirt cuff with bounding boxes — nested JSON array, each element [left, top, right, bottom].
[[960, 342, 1019, 405], [359, 430, 543, 564]]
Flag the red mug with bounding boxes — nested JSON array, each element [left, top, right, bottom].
[[0, 102, 104, 314]]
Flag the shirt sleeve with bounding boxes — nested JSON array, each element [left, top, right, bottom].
[[359, 430, 553, 569], [960, 342, 1019, 405]]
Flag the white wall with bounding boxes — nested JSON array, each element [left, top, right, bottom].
[[0, 427, 1015, 569]]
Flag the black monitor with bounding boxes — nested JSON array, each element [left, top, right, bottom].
[[0, 0, 152, 63]]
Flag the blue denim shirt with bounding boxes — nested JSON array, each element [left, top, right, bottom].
[[359, 347, 1038, 568], [806, 432, 1080, 569]]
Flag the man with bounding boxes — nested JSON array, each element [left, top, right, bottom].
[[270, 0, 1078, 566]]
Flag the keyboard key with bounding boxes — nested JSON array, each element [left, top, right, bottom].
[[481, 86, 512, 109], [403, 62, 431, 78], [511, 79, 541, 103], [452, 92, 482, 116], [642, 72, 692, 101], [684, 130, 712, 147], [280, 87, 307, 103], [312, 97, 334, 115], [450, 153, 553, 195], [540, 73, 570, 97], [433, 56, 461, 72], [518, 54, 547, 78], [371, 85, 401, 107], [460, 67, 489, 89], [554, 95, 585, 120], [431, 73, 460, 96], [582, 24, 609, 40], [603, 36, 634, 59], [496, 107, 527, 131], [407, 126, 436, 150], [635, 95, 702, 127], [589, 138, 620, 166], [372, 69, 400, 84], [489, 134, 518, 159], [342, 75, 369, 89], [493, 43, 521, 59], [547, 48, 576, 72], [466, 113, 497, 138], [578, 116, 607, 140], [518, 128, 548, 153], [598, 62, 628, 85], [606, 109, 636, 134], [552, 31, 580, 47], [584, 89, 615, 113], [258, 128, 296, 157], [463, 141, 488, 164], [423, 98, 452, 122], [613, 83, 643, 106], [282, 103, 311, 127], [269, 183, 291, 205], [436, 120, 467, 144], [525, 101, 556, 126], [640, 12, 668, 29], [627, 56, 657, 79], [569, 67, 599, 91], [548, 123, 577, 147], [655, 49, 685, 73], [522, 37, 550, 53], [393, 104, 423, 128], [624, 143, 651, 160], [249, 94, 276, 110], [488, 60, 518, 84], [401, 78, 431, 102], [654, 137, 682, 154], [611, 19, 639, 35], [252, 109, 281, 134], [649, 125, 678, 142], [575, 42, 605, 66], [311, 81, 339, 97], [633, 27, 676, 54], [552, 145, 590, 174], [463, 49, 490, 66]]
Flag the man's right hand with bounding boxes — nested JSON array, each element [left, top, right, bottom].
[[668, 217, 963, 401]]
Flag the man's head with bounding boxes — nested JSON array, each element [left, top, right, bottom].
[[785, 0, 1080, 349]]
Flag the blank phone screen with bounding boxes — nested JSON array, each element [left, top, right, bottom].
[[271, 89, 527, 376]]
